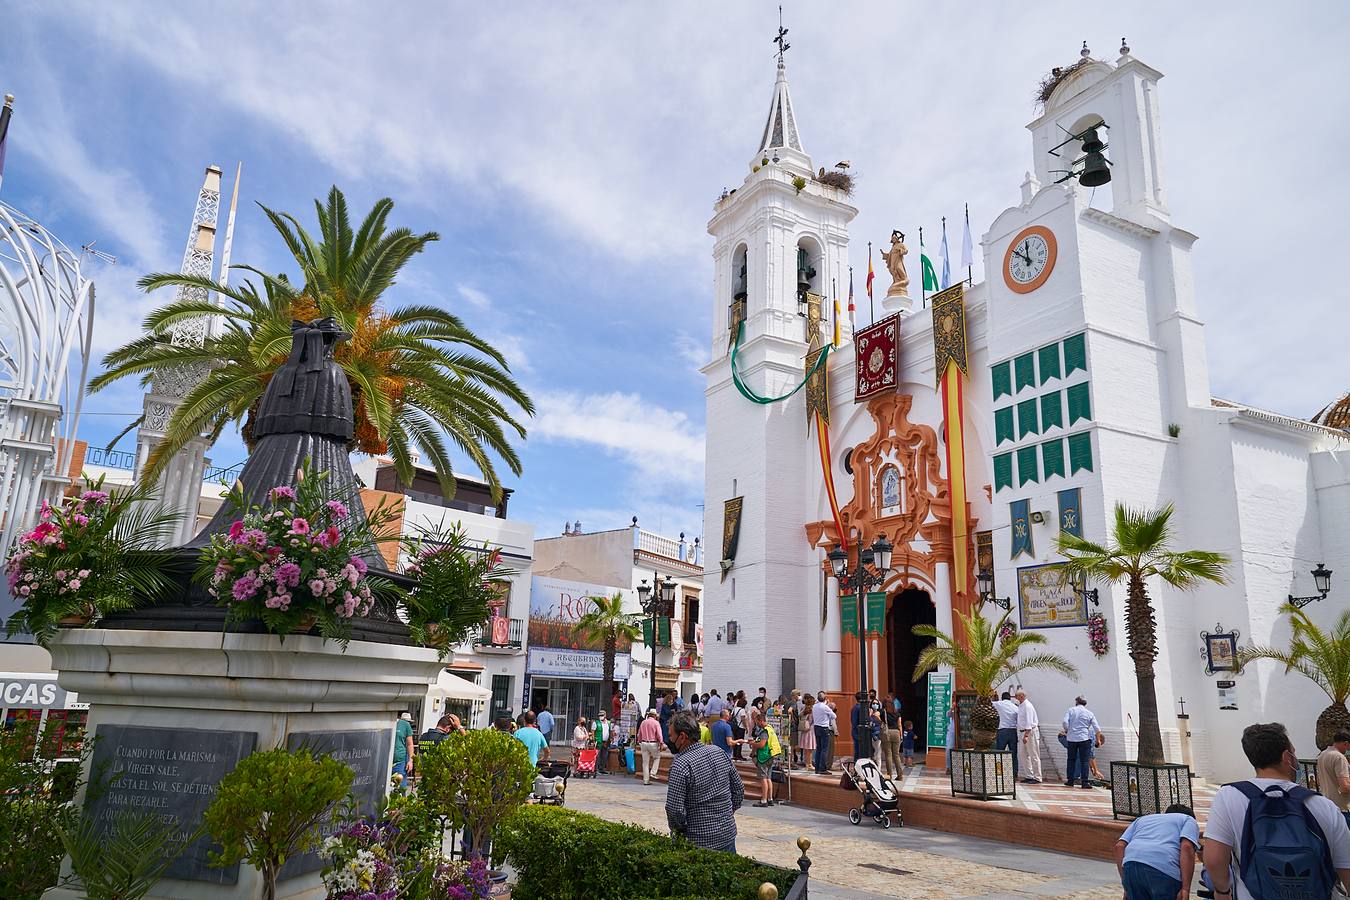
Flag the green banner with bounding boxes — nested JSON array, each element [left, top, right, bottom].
[[643, 616, 672, 648], [866, 592, 886, 636], [840, 596, 858, 637], [926, 671, 953, 747]]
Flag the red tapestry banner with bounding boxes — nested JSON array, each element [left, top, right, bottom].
[[854, 314, 901, 403]]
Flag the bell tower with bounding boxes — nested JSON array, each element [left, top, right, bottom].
[[701, 39, 856, 695]]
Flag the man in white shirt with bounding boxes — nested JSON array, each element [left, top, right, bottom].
[[1203, 722, 1350, 899], [994, 691, 1021, 778], [1015, 690, 1041, 784], [704, 690, 726, 718], [811, 692, 837, 775], [1062, 696, 1101, 789]]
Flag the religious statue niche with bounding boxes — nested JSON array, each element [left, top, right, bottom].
[[878, 464, 903, 516]]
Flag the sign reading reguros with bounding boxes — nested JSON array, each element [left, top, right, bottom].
[[527, 647, 631, 680], [1017, 562, 1088, 628]]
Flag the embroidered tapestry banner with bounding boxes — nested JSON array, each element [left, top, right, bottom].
[[720, 496, 743, 582], [855, 314, 901, 403]]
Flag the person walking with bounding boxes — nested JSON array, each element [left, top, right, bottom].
[[745, 707, 776, 807], [1113, 804, 1200, 899], [731, 697, 749, 761], [536, 703, 555, 745], [1016, 690, 1042, 784], [571, 716, 590, 768], [994, 690, 1020, 778], [811, 691, 836, 775], [593, 711, 611, 774], [797, 694, 817, 768], [637, 708, 664, 785], [880, 694, 903, 779], [901, 720, 917, 769], [1203, 722, 1350, 898], [665, 711, 744, 852], [1316, 731, 1350, 829], [391, 711, 415, 787], [1062, 696, 1100, 789], [514, 710, 550, 767]]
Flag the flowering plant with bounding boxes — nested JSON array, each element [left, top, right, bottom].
[[1087, 612, 1110, 657], [430, 857, 494, 900], [998, 620, 1018, 645], [199, 463, 398, 642], [4, 475, 177, 645], [402, 523, 514, 659], [320, 818, 401, 900]]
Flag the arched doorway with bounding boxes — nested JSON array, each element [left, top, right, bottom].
[[886, 588, 936, 751]]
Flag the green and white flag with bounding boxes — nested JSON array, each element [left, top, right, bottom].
[[921, 236, 940, 294]]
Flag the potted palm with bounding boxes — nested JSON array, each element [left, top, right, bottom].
[[575, 592, 643, 763], [402, 522, 515, 658], [912, 604, 1076, 798], [1242, 604, 1350, 751], [4, 476, 177, 646], [1057, 502, 1228, 817]]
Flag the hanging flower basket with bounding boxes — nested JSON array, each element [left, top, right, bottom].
[[1087, 612, 1110, 657], [402, 523, 514, 659]]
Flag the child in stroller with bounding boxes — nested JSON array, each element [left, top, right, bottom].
[[843, 757, 903, 828]]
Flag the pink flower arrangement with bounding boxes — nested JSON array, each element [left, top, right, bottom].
[[200, 464, 391, 642], [1087, 612, 1110, 657]]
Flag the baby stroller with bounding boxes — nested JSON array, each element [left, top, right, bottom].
[[842, 757, 902, 829], [575, 747, 598, 778], [532, 760, 570, 806]]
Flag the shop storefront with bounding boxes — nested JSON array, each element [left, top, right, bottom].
[[524, 647, 631, 743], [1, 672, 89, 758]]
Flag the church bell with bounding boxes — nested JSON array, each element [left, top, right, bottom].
[[1077, 127, 1112, 187]]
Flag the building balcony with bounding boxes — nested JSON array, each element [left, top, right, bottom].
[[472, 617, 525, 652]]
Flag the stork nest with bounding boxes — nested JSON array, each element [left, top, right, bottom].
[[816, 170, 855, 195], [1035, 58, 1091, 108]]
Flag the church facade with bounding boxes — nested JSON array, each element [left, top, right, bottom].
[[700, 46, 1350, 782]]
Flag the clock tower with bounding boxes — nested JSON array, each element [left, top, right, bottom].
[[700, 50, 856, 694]]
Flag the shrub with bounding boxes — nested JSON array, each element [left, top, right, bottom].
[[61, 810, 191, 900], [402, 522, 514, 657], [0, 717, 90, 899], [495, 805, 797, 900], [417, 729, 534, 854], [203, 747, 354, 900]]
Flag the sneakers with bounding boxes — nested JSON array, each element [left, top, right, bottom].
[[1020, 777, 1042, 784], [753, 800, 771, 808]]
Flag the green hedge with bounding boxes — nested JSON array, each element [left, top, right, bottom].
[[496, 805, 797, 900]]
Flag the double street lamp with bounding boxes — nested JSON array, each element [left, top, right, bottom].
[[827, 534, 894, 697], [636, 573, 677, 711]]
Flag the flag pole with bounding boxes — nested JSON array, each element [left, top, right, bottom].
[[919, 226, 926, 309], [0, 94, 15, 196], [866, 240, 875, 323], [965, 203, 973, 286]]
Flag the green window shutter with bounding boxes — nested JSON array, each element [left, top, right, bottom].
[[1042, 439, 1066, 479], [995, 407, 1015, 445], [992, 362, 1012, 401], [1038, 343, 1062, 384], [1014, 353, 1036, 393], [1063, 332, 1087, 375], [993, 453, 1013, 492], [1066, 381, 1093, 425], [1040, 390, 1063, 431], [1017, 398, 1039, 438], [1068, 432, 1094, 473], [1017, 445, 1039, 486]]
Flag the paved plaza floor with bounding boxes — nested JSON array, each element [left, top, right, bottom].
[[563, 774, 1126, 899]]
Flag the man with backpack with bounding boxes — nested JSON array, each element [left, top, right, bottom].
[[1203, 722, 1350, 898]]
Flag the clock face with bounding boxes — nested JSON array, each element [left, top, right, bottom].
[[1003, 225, 1057, 294]]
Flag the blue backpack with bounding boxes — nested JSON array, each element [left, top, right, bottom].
[[1228, 781, 1335, 900]]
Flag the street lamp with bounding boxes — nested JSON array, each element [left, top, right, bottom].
[[636, 573, 677, 710], [976, 568, 1012, 611], [826, 534, 894, 697], [1289, 563, 1333, 610]]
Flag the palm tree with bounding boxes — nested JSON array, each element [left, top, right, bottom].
[[1057, 503, 1229, 766], [1242, 603, 1350, 750], [91, 187, 533, 499], [575, 593, 643, 707], [912, 605, 1077, 749]]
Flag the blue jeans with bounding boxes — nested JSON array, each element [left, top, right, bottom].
[[1122, 861, 1181, 899], [1066, 740, 1092, 787], [717, 839, 737, 854], [813, 725, 832, 773], [995, 727, 1019, 777]]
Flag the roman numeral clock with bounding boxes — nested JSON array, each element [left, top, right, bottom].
[[1003, 225, 1057, 294]]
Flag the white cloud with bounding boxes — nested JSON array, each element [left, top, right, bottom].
[[455, 284, 491, 311], [531, 390, 704, 486], [673, 332, 707, 377]]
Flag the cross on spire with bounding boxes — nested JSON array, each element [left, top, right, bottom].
[[773, 5, 790, 62]]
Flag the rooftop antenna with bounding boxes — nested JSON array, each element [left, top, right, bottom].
[[80, 241, 117, 265], [773, 5, 790, 61]]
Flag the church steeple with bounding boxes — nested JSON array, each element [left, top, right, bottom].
[[753, 18, 811, 174]]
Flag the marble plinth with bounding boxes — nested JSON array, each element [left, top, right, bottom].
[[43, 628, 444, 900]]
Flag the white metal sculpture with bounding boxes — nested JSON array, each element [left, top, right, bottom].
[[134, 164, 240, 545], [0, 201, 96, 557]]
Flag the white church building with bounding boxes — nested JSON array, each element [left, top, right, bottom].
[[699, 44, 1350, 783]]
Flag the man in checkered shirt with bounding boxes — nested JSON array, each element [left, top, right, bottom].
[[665, 710, 744, 852]]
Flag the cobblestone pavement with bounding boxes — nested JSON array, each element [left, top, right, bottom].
[[562, 774, 1124, 899]]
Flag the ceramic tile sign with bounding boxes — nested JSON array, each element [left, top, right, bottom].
[[84, 724, 257, 884], [278, 729, 393, 879]]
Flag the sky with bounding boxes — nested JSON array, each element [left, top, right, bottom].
[[1, 2, 1346, 546]]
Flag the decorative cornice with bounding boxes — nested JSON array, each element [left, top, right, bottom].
[[1080, 206, 1159, 238]]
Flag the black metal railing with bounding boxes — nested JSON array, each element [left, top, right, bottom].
[[203, 462, 245, 485], [85, 447, 136, 470], [473, 617, 524, 649]]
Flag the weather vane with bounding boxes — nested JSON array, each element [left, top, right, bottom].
[[773, 5, 790, 61]]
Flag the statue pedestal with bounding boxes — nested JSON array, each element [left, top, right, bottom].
[[881, 291, 913, 315], [43, 628, 444, 900]]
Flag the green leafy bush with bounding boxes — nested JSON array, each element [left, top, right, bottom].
[[417, 728, 534, 853], [203, 747, 353, 900], [495, 806, 797, 900], [61, 810, 192, 900], [0, 717, 90, 899]]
